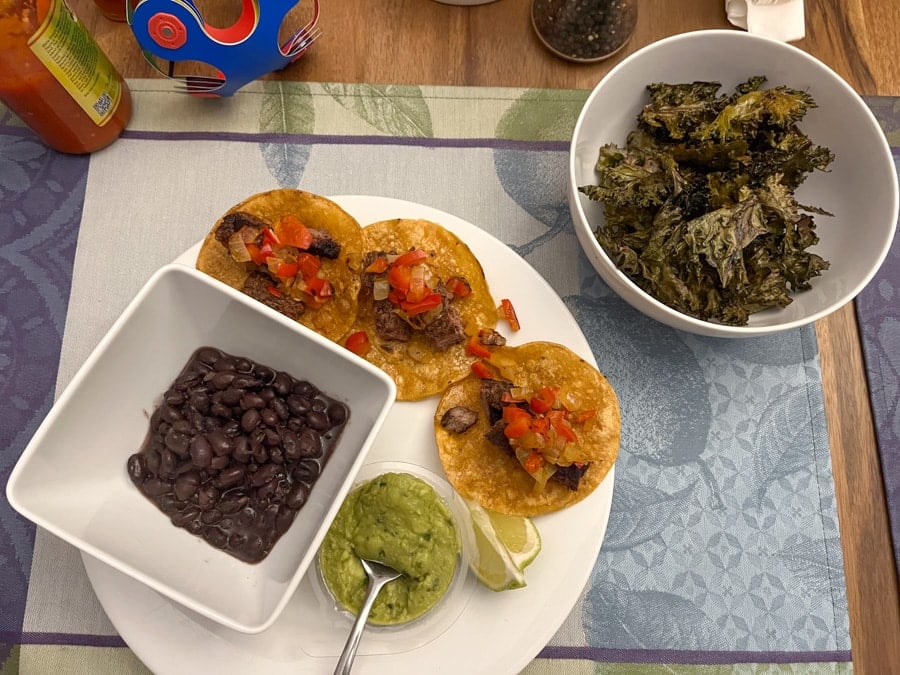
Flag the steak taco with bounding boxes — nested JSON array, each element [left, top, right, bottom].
[[435, 342, 620, 516], [341, 219, 498, 401], [196, 190, 363, 341]]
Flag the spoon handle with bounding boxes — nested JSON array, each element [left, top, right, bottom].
[[333, 577, 391, 675]]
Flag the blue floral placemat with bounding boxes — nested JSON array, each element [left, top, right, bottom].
[[0, 80, 861, 673]]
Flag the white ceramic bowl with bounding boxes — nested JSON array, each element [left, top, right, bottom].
[[6, 264, 396, 633], [569, 29, 898, 337]]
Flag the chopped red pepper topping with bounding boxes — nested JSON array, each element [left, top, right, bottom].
[[471, 360, 495, 379], [274, 214, 313, 249], [465, 337, 493, 359], [344, 330, 371, 356], [445, 276, 472, 298], [523, 450, 545, 474], [392, 249, 428, 267], [499, 298, 521, 331], [365, 256, 389, 274]]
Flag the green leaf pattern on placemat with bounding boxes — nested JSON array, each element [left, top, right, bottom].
[[258, 81, 315, 187], [322, 83, 434, 137]]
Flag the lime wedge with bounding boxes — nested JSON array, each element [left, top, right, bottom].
[[464, 499, 541, 592]]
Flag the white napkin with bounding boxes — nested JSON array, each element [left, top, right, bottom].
[[725, 0, 806, 42]]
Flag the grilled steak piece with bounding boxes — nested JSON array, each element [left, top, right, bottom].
[[241, 271, 305, 320], [551, 463, 590, 491], [215, 211, 266, 247], [374, 299, 411, 342], [480, 378, 513, 426], [307, 228, 340, 259], [478, 328, 507, 347], [440, 406, 478, 434], [485, 419, 512, 454], [425, 303, 466, 351]]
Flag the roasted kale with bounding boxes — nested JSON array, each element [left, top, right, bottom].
[[579, 77, 834, 325]]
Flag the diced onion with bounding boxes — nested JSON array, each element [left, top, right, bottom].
[[373, 277, 390, 301], [227, 231, 252, 263]]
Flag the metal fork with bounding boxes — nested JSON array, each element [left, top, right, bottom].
[[333, 558, 402, 675]]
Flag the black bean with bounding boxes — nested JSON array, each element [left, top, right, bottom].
[[142, 477, 172, 497], [234, 357, 253, 373], [241, 409, 261, 432], [159, 449, 178, 477], [327, 402, 349, 426], [250, 463, 280, 487], [159, 404, 182, 424], [215, 465, 245, 489], [211, 371, 236, 390], [284, 483, 309, 510], [232, 436, 252, 463], [218, 495, 248, 514], [241, 392, 265, 410], [272, 373, 293, 396], [213, 357, 236, 372], [174, 470, 201, 501], [171, 505, 201, 527], [143, 448, 161, 475], [210, 402, 232, 419], [158, 494, 182, 514], [281, 429, 301, 461], [196, 484, 220, 509], [260, 408, 279, 428], [206, 430, 232, 456], [189, 390, 210, 413], [306, 410, 330, 431], [164, 428, 191, 456], [201, 508, 223, 525], [286, 394, 310, 416], [204, 528, 227, 548], [189, 435, 212, 468], [293, 381, 317, 398], [311, 398, 327, 413], [298, 428, 322, 457], [270, 398, 289, 421], [292, 460, 319, 481], [255, 366, 275, 384], [221, 387, 242, 406], [127, 454, 146, 484], [232, 375, 262, 390], [164, 391, 186, 407], [221, 420, 241, 437], [210, 454, 230, 471], [195, 347, 221, 366]]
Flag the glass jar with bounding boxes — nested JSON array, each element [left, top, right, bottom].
[[92, 0, 127, 22], [532, 0, 638, 63], [0, 0, 132, 153]]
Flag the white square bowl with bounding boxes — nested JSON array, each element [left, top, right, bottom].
[[6, 263, 396, 633]]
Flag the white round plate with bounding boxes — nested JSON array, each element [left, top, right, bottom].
[[81, 196, 615, 674]]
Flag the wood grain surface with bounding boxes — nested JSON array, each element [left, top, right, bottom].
[[70, 0, 900, 672]]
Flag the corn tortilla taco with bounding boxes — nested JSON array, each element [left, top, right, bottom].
[[341, 218, 498, 401], [435, 341, 620, 516], [196, 190, 363, 342]]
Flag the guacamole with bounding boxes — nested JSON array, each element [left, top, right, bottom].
[[319, 472, 460, 625]]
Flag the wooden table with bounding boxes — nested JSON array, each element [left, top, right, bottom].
[[71, 1, 900, 672]]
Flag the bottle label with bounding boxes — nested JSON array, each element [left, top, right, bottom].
[[28, 0, 123, 127]]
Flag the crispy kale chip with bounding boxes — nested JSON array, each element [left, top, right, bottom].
[[578, 76, 834, 325]]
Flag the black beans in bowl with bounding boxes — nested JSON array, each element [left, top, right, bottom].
[[127, 346, 350, 564]]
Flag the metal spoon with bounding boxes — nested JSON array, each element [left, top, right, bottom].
[[333, 558, 403, 675]]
